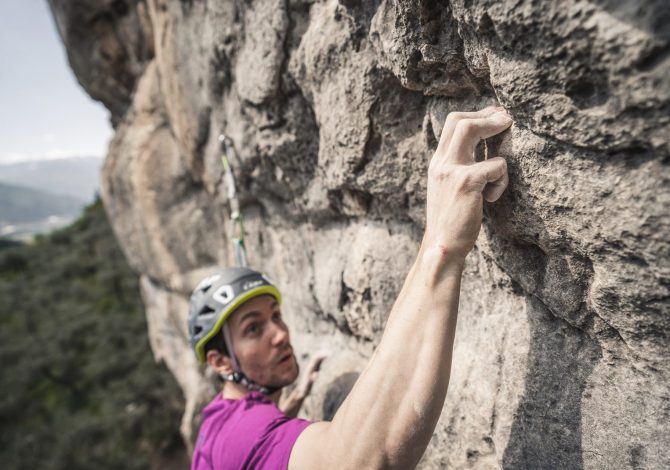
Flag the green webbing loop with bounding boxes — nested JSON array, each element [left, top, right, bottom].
[[219, 135, 248, 268]]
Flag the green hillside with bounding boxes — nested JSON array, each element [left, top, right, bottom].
[[0, 199, 187, 469], [0, 181, 84, 224]]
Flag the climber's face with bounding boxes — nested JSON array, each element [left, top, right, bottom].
[[227, 294, 299, 388]]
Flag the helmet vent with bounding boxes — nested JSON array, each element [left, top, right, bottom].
[[199, 305, 215, 316]]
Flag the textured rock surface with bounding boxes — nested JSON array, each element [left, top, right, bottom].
[[49, 0, 669, 467]]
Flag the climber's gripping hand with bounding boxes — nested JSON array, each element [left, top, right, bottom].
[[422, 107, 513, 266]]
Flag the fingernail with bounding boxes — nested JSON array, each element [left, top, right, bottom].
[[495, 106, 505, 112], [496, 113, 513, 125]]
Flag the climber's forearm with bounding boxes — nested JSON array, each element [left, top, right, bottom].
[[290, 244, 464, 469], [331, 244, 463, 468]]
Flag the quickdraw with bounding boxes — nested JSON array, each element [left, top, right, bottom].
[[219, 135, 248, 268]]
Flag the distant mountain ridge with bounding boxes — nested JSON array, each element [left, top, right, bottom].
[[0, 156, 103, 201], [0, 181, 84, 224]]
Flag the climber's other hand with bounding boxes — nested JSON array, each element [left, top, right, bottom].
[[294, 352, 328, 400]]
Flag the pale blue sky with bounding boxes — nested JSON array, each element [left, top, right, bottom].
[[0, 0, 112, 164]]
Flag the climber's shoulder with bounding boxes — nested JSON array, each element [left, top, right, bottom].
[[288, 421, 333, 470]]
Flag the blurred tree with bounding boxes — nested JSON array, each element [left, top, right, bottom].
[[0, 198, 188, 470]]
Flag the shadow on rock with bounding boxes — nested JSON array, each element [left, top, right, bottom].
[[482, 177, 604, 467], [322, 372, 360, 421], [502, 296, 602, 469]]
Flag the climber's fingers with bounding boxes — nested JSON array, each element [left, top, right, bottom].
[[437, 106, 500, 154], [464, 157, 509, 201], [445, 112, 512, 164], [480, 157, 509, 202], [306, 352, 328, 374]]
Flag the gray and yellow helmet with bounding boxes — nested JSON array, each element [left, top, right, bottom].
[[188, 267, 282, 364]]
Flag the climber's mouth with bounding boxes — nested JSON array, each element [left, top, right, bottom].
[[277, 351, 293, 366]]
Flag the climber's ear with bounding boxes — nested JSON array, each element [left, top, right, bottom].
[[207, 349, 234, 376]]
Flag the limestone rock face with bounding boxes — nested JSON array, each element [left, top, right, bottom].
[[50, 0, 669, 467], [48, 0, 154, 124]]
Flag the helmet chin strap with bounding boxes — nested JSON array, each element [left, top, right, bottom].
[[221, 323, 281, 395]]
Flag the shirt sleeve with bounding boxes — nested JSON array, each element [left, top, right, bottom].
[[243, 415, 312, 470]]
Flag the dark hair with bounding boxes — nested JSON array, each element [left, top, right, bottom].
[[203, 330, 229, 357]]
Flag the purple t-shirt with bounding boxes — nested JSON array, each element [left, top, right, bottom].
[[191, 391, 312, 470]]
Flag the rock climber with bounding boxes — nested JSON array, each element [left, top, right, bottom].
[[188, 106, 513, 469]]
